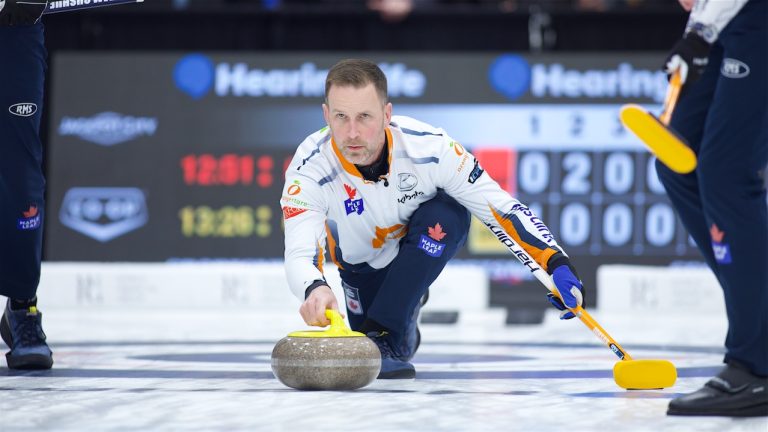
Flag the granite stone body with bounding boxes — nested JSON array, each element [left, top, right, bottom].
[[271, 336, 382, 390]]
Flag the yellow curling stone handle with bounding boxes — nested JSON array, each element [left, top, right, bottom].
[[288, 309, 366, 338]]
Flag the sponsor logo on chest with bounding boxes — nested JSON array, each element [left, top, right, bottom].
[[398, 190, 424, 204], [343, 183, 364, 215], [397, 173, 418, 191]]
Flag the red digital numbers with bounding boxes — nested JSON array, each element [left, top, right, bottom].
[[181, 154, 275, 188], [256, 155, 273, 188]]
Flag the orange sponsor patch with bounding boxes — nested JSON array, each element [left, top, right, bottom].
[[287, 184, 301, 195], [452, 141, 465, 156], [282, 206, 308, 219]]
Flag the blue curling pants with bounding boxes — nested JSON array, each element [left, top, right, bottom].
[[656, 0, 768, 376], [339, 191, 470, 351], [0, 23, 47, 301]]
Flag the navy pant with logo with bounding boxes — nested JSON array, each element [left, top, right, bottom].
[[656, 0, 767, 376], [339, 190, 471, 352], [0, 23, 47, 300]]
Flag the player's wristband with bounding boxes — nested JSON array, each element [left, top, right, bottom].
[[546, 252, 579, 279], [686, 21, 718, 44], [304, 279, 328, 299]]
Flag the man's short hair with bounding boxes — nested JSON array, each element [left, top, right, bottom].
[[325, 59, 388, 104]]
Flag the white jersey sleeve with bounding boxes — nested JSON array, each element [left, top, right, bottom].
[[433, 134, 566, 270], [281, 133, 331, 301], [687, 0, 751, 42]]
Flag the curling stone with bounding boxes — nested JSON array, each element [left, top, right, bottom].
[[271, 310, 381, 390]]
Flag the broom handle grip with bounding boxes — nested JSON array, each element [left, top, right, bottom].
[[659, 70, 682, 125]]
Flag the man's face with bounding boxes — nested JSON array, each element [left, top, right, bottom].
[[323, 83, 392, 166]]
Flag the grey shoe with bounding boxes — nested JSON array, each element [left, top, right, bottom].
[[367, 331, 415, 379], [1, 299, 53, 370]]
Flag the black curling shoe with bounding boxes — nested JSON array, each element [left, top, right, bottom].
[[668, 361, 768, 417]]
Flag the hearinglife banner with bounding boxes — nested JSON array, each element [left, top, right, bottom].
[[46, 52, 705, 309]]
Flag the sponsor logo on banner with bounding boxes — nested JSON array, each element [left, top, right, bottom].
[[396, 173, 418, 192], [59, 187, 148, 242], [710, 223, 731, 264], [343, 284, 363, 315], [721, 58, 750, 79], [47, 0, 137, 12], [174, 54, 215, 99], [488, 54, 531, 101], [467, 158, 484, 184], [17, 205, 41, 231], [489, 54, 667, 102], [419, 223, 447, 257], [174, 54, 426, 99], [8, 103, 37, 117], [58, 112, 158, 146], [343, 184, 364, 215]]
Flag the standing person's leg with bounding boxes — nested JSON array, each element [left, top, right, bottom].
[[668, 6, 768, 416], [0, 23, 52, 370], [655, 42, 722, 277], [695, 41, 768, 381]]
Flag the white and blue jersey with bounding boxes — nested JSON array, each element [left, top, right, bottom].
[[281, 115, 566, 301]]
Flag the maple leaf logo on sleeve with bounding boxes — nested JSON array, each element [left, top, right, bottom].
[[428, 223, 446, 241]]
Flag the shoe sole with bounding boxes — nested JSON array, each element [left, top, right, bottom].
[[378, 369, 416, 379], [5, 353, 53, 370], [667, 402, 768, 417]]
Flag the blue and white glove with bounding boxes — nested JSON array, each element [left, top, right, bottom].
[[546, 255, 584, 320]]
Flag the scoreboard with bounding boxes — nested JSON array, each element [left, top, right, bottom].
[[46, 52, 705, 302], [468, 148, 688, 257]]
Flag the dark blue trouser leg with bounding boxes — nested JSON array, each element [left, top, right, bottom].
[[0, 24, 47, 300], [340, 191, 470, 354], [656, 11, 768, 376]]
